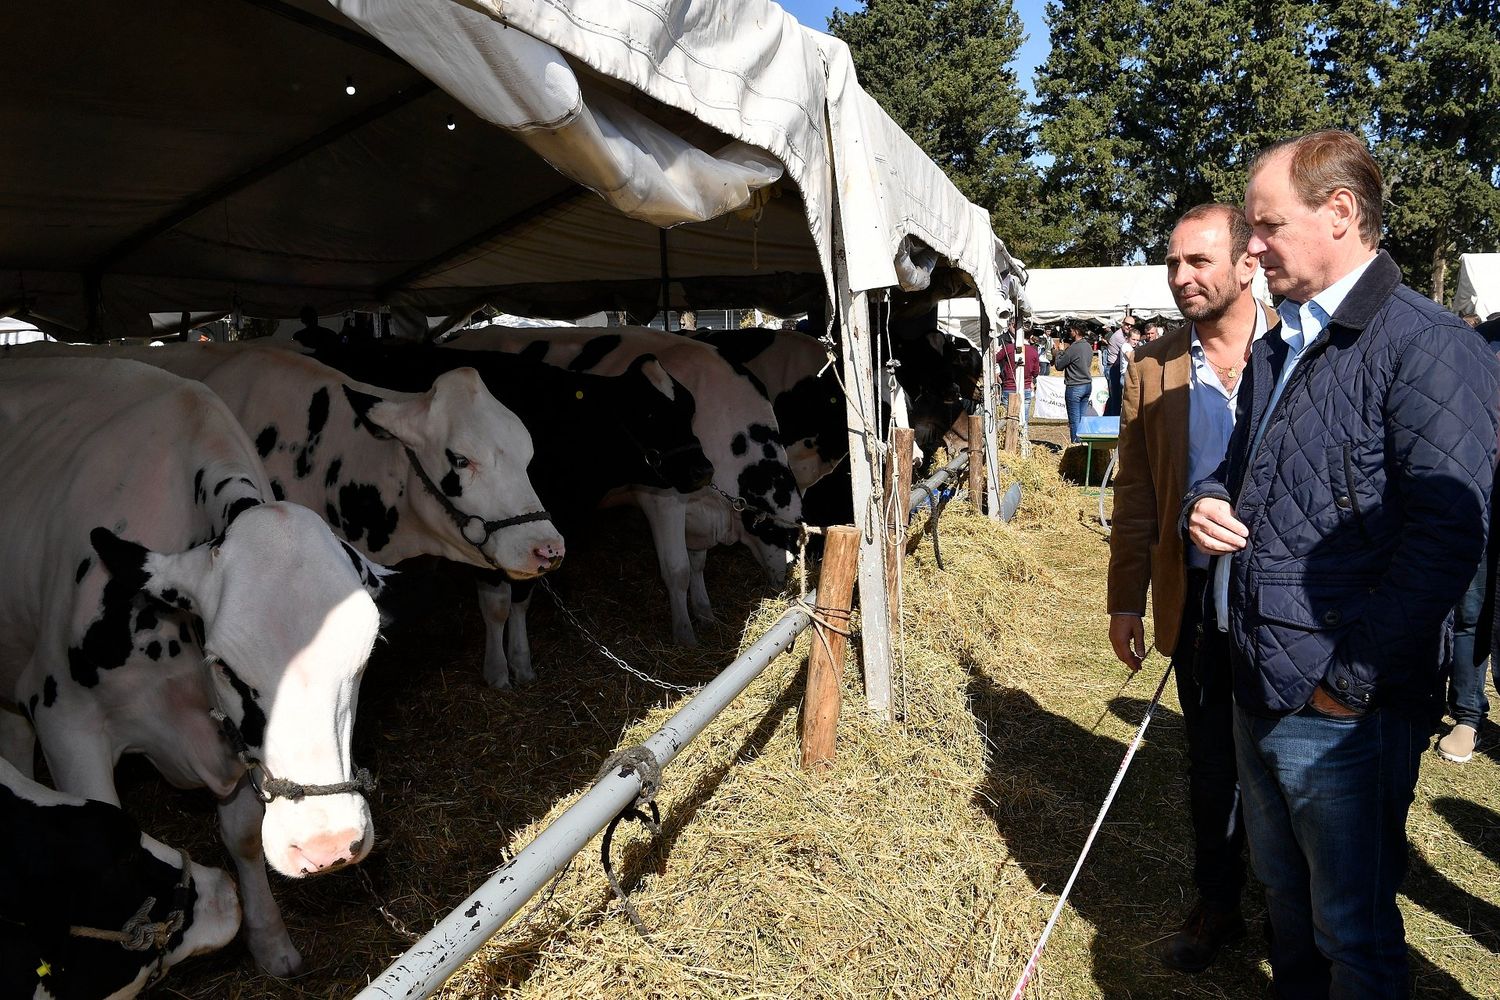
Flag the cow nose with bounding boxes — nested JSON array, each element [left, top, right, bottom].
[[534, 541, 564, 571], [288, 828, 370, 875]]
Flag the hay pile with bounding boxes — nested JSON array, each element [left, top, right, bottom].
[[431, 469, 1087, 999], [148, 446, 1500, 999]]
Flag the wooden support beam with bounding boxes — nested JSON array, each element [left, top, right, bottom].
[[1004, 392, 1022, 454], [835, 287, 893, 722], [801, 525, 860, 770], [968, 413, 986, 514], [883, 426, 914, 649]]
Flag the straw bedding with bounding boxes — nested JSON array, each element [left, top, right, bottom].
[[123, 451, 1500, 998]]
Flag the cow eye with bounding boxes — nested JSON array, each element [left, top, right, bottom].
[[445, 449, 470, 470]]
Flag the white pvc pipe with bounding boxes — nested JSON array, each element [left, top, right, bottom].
[[357, 596, 816, 1000]]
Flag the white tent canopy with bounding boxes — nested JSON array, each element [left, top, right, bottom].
[[0, 0, 1020, 340], [1009, 264, 1271, 325], [1453, 253, 1500, 320]]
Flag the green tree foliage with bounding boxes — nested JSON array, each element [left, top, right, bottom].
[[831, 0, 1498, 295], [828, 0, 1040, 255]]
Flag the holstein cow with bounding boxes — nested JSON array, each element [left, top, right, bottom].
[[0, 758, 241, 999], [0, 358, 386, 976], [302, 339, 713, 687], [690, 328, 847, 492], [443, 327, 805, 646], [12, 341, 566, 581]]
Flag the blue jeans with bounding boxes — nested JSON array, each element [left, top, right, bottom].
[[1064, 383, 1091, 443], [1234, 702, 1426, 999], [1104, 359, 1123, 416], [999, 389, 1031, 415], [1448, 560, 1490, 727]]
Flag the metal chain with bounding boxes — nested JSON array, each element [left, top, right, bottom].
[[538, 578, 701, 695], [357, 866, 420, 943]]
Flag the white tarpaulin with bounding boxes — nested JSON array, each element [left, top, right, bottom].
[[1016, 265, 1271, 324], [0, 0, 1021, 340], [1454, 253, 1500, 320]]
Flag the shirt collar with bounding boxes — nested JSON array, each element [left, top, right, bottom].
[[1189, 302, 1270, 356], [1276, 254, 1379, 343]]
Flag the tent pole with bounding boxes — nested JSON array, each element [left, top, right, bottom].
[[658, 229, 672, 331], [835, 283, 893, 722], [979, 309, 1001, 520]]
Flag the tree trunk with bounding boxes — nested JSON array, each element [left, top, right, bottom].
[[1430, 224, 1448, 306]]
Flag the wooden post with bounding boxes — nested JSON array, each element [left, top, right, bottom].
[[1004, 392, 1022, 454], [888, 427, 915, 542], [967, 412, 986, 513], [801, 525, 860, 769], [883, 427, 914, 644]]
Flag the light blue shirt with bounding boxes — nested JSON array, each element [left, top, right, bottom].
[[1187, 305, 1270, 570], [1212, 255, 1379, 628]]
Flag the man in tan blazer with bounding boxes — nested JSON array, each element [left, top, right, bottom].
[[1108, 203, 1274, 973]]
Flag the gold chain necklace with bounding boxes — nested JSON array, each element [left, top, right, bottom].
[[1201, 313, 1256, 385]]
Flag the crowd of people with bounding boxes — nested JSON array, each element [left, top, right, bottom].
[[1105, 128, 1499, 1000]]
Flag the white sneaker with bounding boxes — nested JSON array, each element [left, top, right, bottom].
[[1437, 723, 1478, 763]]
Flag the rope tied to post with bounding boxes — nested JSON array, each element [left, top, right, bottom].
[[595, 745, 664, 938]]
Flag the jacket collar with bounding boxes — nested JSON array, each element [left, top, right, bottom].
[[1327, 250, 1402, 332]]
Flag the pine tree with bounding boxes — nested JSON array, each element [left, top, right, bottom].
[[829, 0, 1041, 256]]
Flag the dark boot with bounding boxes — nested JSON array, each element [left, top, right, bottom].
[[1159, 900, 1246, 973]]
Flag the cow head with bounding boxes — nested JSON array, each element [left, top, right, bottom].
[[342, 370, 566, 579], [91, 503, 381, 879], [0, 759, 241, 999], [614, 355, 714, 493]]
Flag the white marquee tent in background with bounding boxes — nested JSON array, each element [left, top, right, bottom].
[[1454, 253, 1500, 320]]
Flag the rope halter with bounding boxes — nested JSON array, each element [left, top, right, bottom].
[[68, 847, 193, 990], [209, 707, 375, 805], [403, 445, 553, 568]]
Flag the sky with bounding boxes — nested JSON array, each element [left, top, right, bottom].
[[778, 0, 1054, 98]]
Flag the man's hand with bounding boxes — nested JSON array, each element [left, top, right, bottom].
[[1188, 498, 1249, 556], [1108, 614, 1146, 673]]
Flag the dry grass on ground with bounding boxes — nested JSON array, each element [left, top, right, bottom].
[[142, 446, 1498, 999]]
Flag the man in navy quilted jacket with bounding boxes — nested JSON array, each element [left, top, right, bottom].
[[1182, 130, 1500, 999]]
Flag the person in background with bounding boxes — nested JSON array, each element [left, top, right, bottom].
[[292, 305, 341, 350], [998, 333, 1039, 415], [1183, 129, 1500, 1000], [1035, 334, 1053, 376], [1054, 322, 1094, 443], [1104, 318, 1132, 415], [1109, 203, 1272, 973]]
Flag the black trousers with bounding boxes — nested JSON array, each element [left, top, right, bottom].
[[1172, 567, 1247, 909]]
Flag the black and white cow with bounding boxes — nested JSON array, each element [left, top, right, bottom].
[[13, 341, 566, 580], [0, 358, 386, 976], [690, 328, 847, 492], [302, 339, 714, 687], [0, 758, 241, 1000], [443, 327, 805, 646]]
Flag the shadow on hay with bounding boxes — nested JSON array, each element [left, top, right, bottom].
[[965, 670, 1274, 998], [475, 656, 808, 991]]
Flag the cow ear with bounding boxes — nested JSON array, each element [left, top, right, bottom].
[[90, 527, 214, 616], [627, 354, 677, 400], [338, 539, 396, 600], [342, 384, 396, 440]]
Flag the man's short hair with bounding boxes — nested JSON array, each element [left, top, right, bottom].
[[1175, 202, 1252, 262], [1250, 130, 1384, 247]]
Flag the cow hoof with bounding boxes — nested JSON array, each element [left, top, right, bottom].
[[512, 665, 537, 686], [672, 626, 699, 648], [249, 937, 304, 978], [482, 662, 514, 690], [690, 608, 719, 628]]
